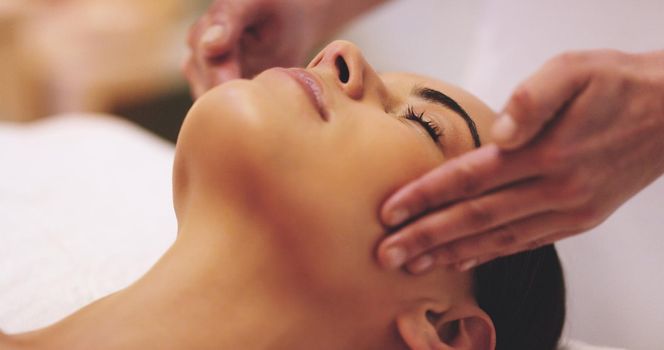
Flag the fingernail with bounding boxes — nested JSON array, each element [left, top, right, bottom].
[[492, 114, 517, 143], [201, 24, 226, 45], [388, 208, 410, 226], [457, 258, 479, 272], [384, 246, 407, 268], [410, 254, 434, 273]]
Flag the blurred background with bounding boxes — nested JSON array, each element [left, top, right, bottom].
[[0, 0, 205, 140], [1, 0, 663, 349]]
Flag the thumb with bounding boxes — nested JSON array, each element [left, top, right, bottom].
[[493, 53, 590, 149], [199, 5, 248, 59], [493, 88, 557, 150]]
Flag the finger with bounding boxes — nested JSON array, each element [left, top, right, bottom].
[[406, 226, 578, 274], [199, 24, 233, 58], [381, 144, 539, 227], [381, 178, 552, 267], [523, 230, 579, 251], [191, 70, 208, 100], [182, 55, 206, 99], [206, 50, 243, 86], [184, 54, 213, 99], [187, 19, 219, 96], [198, 4, 249, 59], [425, 211, 577, 268], [494, 52, 592, 149], [188, 45, 243, 97], [454, 229, 580, 272], [187, 16, 208, 49]]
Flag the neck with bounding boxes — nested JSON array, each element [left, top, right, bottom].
[[6, 202, 365, 350]]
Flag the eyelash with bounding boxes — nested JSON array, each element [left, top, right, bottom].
[[402, 105, 442, 143]]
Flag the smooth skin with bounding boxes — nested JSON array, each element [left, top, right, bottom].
[[379, 49, 664, 273], [185, 0, 664, 273], [1, 41, 497, 350]]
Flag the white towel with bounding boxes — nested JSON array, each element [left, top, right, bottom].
[[0, 114, 177, 332]]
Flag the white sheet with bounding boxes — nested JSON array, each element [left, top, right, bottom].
[[0, 114, 176, 332]]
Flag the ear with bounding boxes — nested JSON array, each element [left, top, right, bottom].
[[396, 300, 496, 350]]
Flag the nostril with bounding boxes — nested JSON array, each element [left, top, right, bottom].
[[335, 55, 350, 83]]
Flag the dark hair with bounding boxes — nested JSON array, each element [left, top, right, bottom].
[[474, 245, 566, 350]]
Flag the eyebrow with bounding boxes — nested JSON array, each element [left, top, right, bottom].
[[412, 87, 481, 148]]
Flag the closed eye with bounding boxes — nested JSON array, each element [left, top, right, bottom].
[[402, 105, 442, 144], [413, 86, 480, 148]]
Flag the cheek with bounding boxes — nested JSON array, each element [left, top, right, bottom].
[[324, 115, 444, 205], [273, 122, 445, 302]]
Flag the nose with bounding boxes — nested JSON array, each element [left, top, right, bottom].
[[307, 40, 387, 102]]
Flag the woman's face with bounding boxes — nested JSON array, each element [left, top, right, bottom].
[[175, 40, 495, 312]]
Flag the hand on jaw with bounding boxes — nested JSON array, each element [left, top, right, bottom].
[[377, 49, 664, 273], [182, 0, 664, 277]]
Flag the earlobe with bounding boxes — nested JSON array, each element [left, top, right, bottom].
[[395, 302, 495, 350]]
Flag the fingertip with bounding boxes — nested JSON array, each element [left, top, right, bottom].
[[379, 205, 392, 226], [200, 24, 230, 54], [380, 245, 408, 269], [387, 208, 411, 227], [380, 191, 412, 227], [456, 258, 479, 272], [406, 254, 435, 274], [491, 113, 517, 143], [491, 113, 530, 150]]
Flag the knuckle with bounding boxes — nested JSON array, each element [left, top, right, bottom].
[[594, 49, 629, 66], [572, 205, 605, 230], [490, 225, 519, 248], [540, 179, 566, 203], [558, 174, 594, 206], [509, 84, 538, 119], [453, 160, 482, 196], [408, 185, 436, 213], [411, 229, 437, 252], [434, 244, 461, 263], [463, 200, 495, 229], [593, 64, 622, 87], [536, 146, 567, 171]]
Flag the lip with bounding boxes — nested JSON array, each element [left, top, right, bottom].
[[276, 68, 328, 121]]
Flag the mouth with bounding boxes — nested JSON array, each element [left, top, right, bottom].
[[276, 68, 328, 121]]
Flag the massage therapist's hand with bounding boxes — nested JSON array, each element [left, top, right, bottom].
[[183, 0, 321, 98], [184, 0, 386, 98], [377, 49, 664, 273]]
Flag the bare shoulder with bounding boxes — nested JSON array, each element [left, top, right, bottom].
[[0, 330, 18, 350]]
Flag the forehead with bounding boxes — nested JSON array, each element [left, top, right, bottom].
[[380, 72, 497, 144]]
